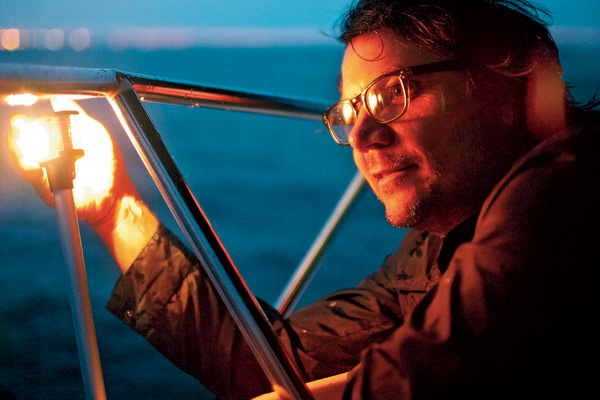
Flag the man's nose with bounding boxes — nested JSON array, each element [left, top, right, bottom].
[[348, 109, 394, 152]]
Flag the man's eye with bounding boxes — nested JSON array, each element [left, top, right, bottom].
[[379, 83, 404, 100], [391, 84, 403, 96]]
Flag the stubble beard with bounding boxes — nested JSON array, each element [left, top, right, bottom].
[[381, 167, 455, 234], [384, 184, 437, 230], [383, 156, 507, 235]]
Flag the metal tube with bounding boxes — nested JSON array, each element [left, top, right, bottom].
[[0, 64, 327, 121], [0, 63, 119, 96], [124, 73, 326, 121], [54, 189, 107, 400], [275, 171, 366, 317], [108, 79, 314, 400]]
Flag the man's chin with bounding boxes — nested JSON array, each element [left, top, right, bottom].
[[384, 200, 421, 229]]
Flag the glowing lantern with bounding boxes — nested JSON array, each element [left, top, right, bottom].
[[10, 111, 83, 192], [9, 98, 115, 208]]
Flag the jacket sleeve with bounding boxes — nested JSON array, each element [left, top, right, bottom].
[[106, 225, 437, 399]]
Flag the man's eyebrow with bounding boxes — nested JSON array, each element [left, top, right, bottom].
[[337, 65, 408, 98]]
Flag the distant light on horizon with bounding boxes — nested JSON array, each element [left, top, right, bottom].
[[45, 29, 64, 50], [68, 28, 91, 51], [107, 27, 199, 50], [0, 26, 341, 51], [0, 27, 91, 51], [106, 26, 340, 50], [1, 29, 20, 51]]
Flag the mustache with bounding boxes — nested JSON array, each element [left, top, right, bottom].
[[363, 153, 422, 172]]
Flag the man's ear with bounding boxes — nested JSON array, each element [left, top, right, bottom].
[[525, 58, 567, 140]]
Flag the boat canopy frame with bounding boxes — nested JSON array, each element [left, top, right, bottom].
[[0, 63, 366, 400]]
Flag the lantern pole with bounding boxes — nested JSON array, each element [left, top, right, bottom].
[[40, 111, 107, 400]]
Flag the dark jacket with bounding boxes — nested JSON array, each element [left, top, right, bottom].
[[107, 112, 600, 399]]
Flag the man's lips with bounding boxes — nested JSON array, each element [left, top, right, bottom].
[[371, 163, 418, 189], [372, 164, 418, 181], [363, 153, 421, 190]]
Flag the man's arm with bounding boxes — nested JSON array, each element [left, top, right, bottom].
[[105, 225, 439, 399]]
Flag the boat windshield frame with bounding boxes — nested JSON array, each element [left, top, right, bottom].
[[0, 63, 365, 400]]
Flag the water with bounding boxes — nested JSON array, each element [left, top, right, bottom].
[[0, 44, 598, 399]]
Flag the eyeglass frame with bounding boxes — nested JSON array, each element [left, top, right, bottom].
[[323, 59, 464, 146]]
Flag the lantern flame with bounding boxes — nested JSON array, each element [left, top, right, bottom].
[[5, 93, 39, 106], [10, 115, 56, 168], [9, 98, 115, 208]]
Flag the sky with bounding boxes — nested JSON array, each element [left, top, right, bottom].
[[0, 1, 599, 49], [1, 0, 599, 29], [1, 0, 346, 30]]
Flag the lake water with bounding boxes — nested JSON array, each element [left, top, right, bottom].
[[0, 43, 598, 399]]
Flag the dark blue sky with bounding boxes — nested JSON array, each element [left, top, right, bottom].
[[2, 0, 599, 29]]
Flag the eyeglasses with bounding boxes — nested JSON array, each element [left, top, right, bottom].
[[322, 59, 463, 146]]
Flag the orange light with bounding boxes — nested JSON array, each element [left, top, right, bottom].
[[9, 114, 59, 168], [341, 102, 354, 122], [8, 98, 115, 207], [1, 28, 20, 51], [5, 93, 39, 106]]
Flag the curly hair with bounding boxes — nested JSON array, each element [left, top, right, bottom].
[[340, 1, 558, 75]]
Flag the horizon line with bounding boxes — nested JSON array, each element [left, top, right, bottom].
[[2, 25, 599, 51]]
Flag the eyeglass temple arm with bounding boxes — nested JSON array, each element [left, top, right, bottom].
[[404, 59, 464, 78]]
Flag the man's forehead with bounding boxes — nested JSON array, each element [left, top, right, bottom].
[[349, 33, 388, 61], [339, 32, 436, 98], [339, 34, 392, 97]]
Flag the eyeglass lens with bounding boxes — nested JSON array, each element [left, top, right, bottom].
[[367, 75, 407, 123], [326, 75, 407, 144]]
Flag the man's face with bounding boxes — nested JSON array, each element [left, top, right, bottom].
[[341, 32, 519, 234]]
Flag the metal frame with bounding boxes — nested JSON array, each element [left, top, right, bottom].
[[275, 170, 366, 318], [0, 63, 365, 399]]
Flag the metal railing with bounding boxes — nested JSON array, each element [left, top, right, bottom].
[[0, 63, 365, 399]]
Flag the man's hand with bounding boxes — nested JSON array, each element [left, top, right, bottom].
[[7, 98, 158, 272]]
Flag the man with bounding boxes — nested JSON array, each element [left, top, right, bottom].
[[9, 0, 599, 399]]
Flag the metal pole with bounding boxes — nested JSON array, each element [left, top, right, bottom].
[[275, 171, 366, 318], [108, 79, 314, 400], [54, 189, 107, 400], [0, 64, 327, 121], [123, 73, 326, 121]]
